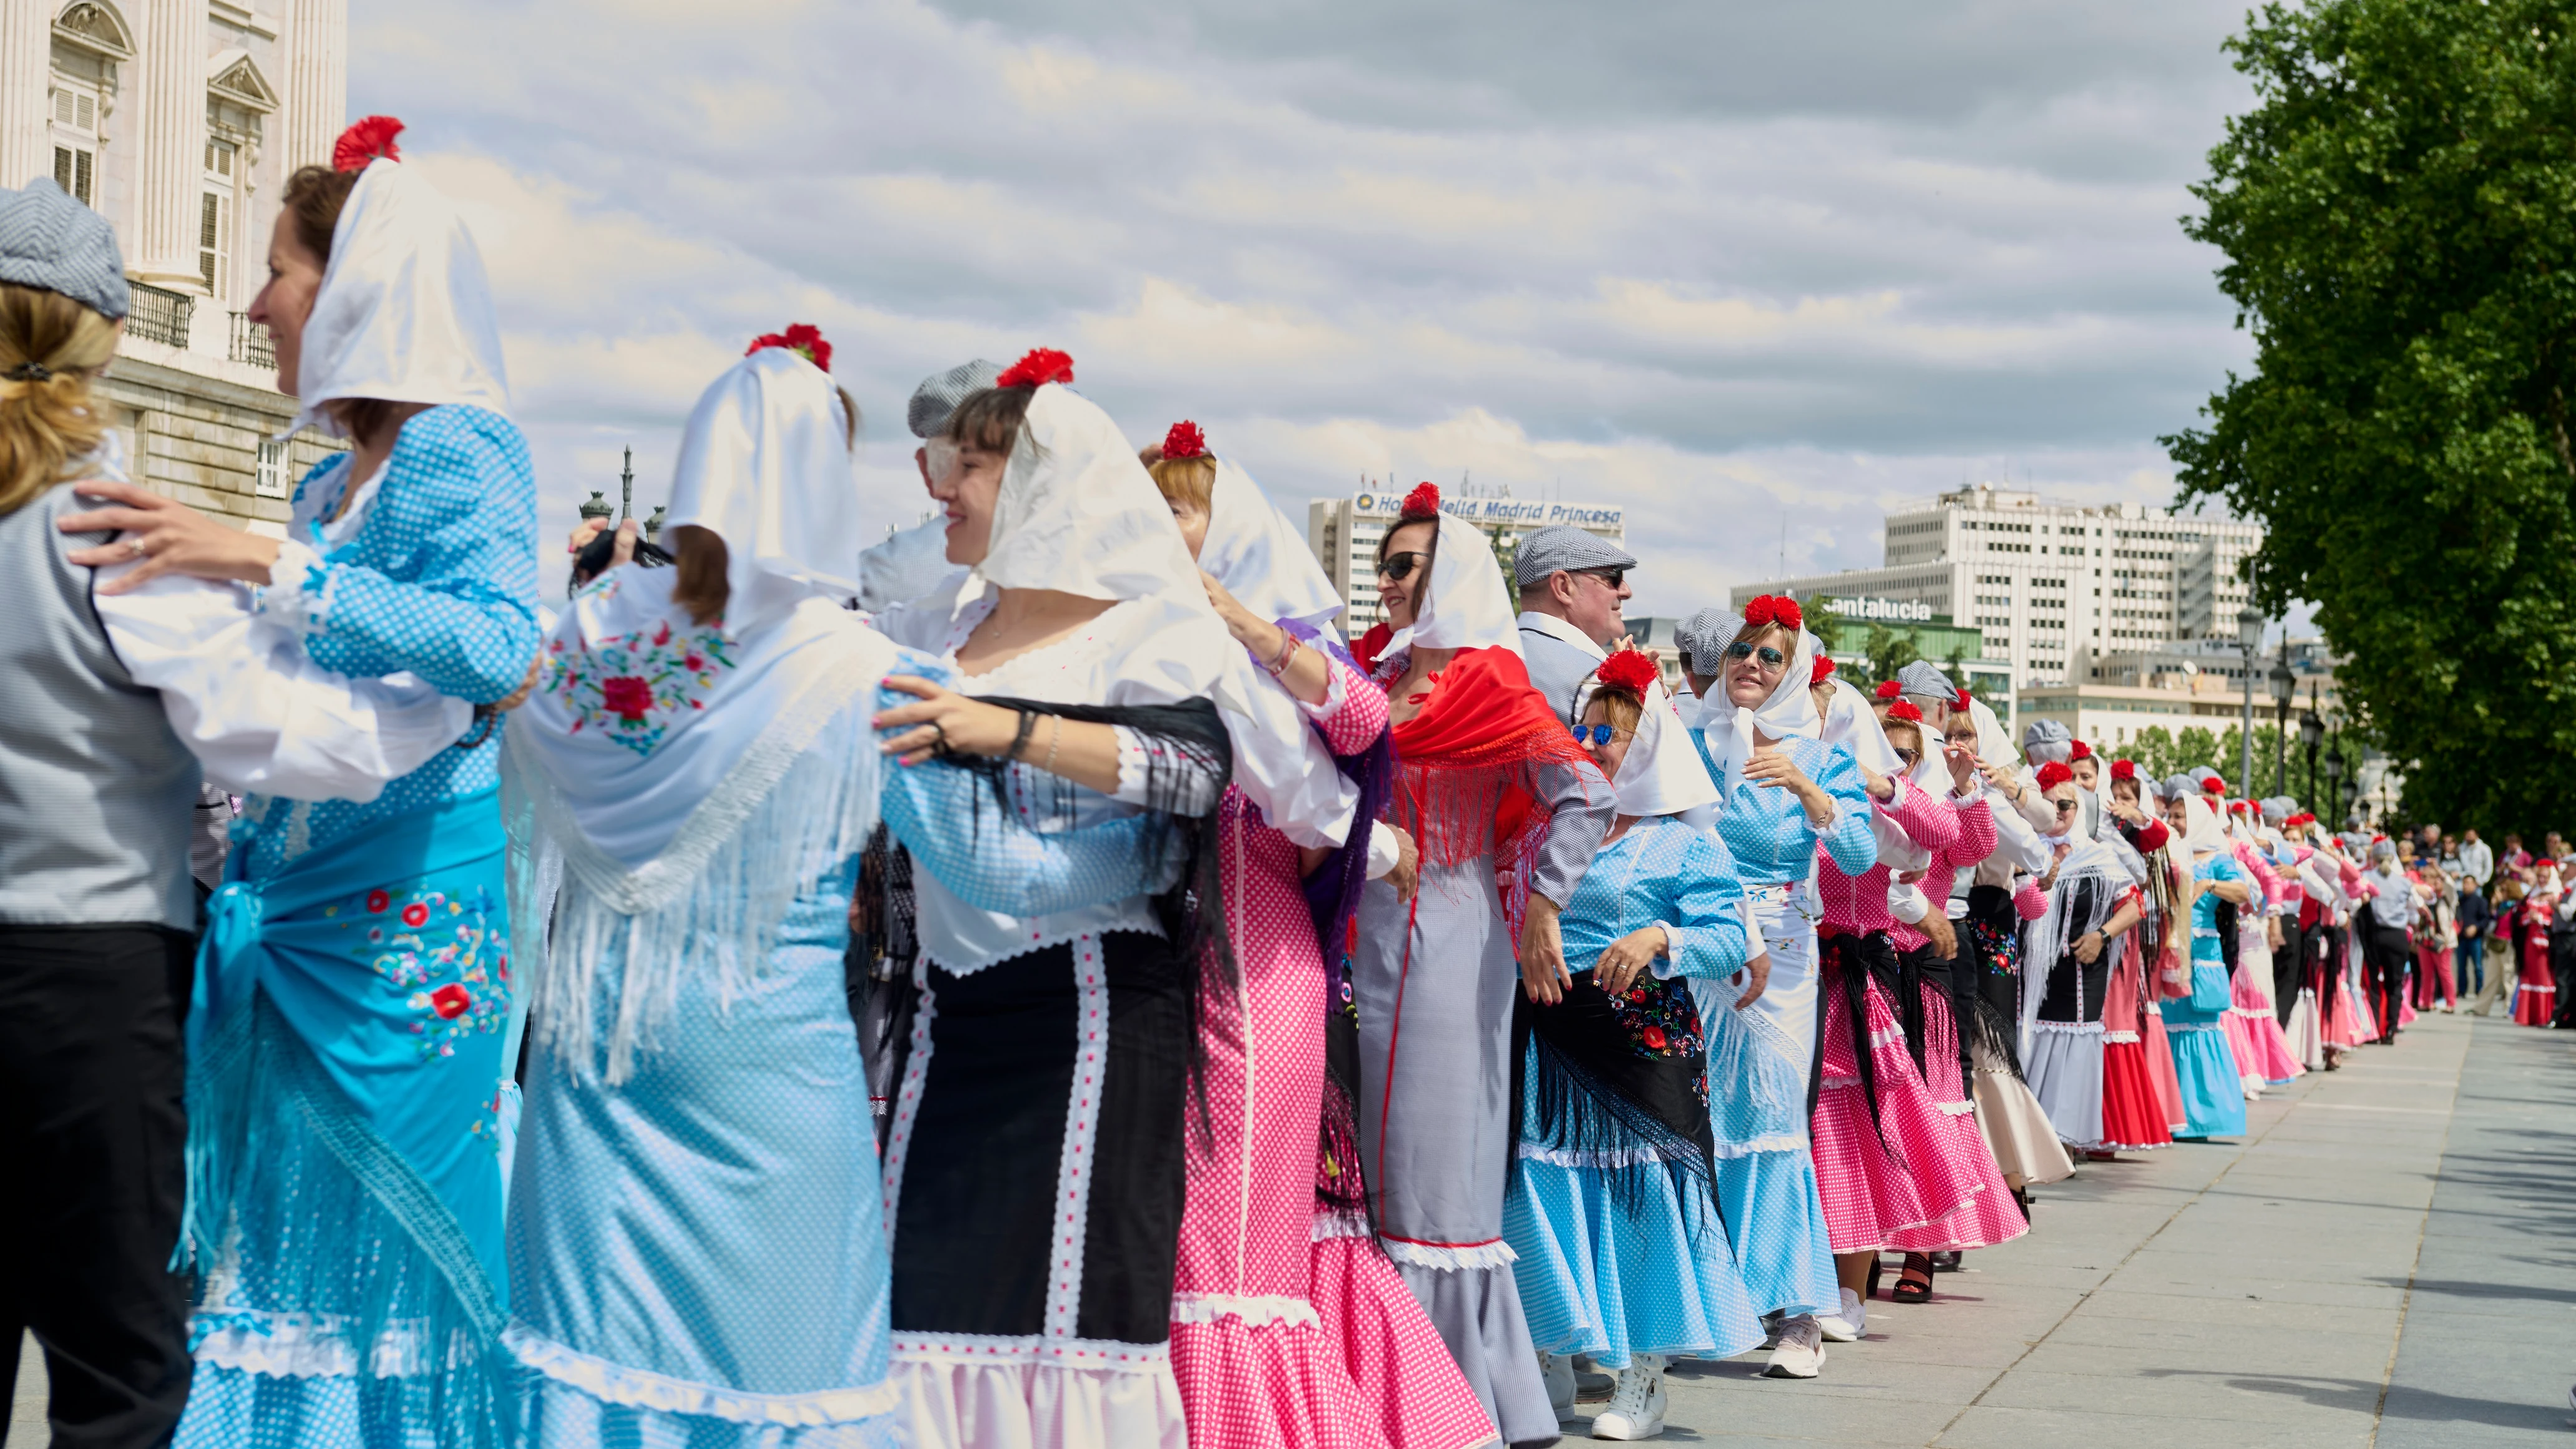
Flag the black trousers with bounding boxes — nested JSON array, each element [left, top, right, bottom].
[[2274, 921, 2305, 1029], [0, 925, 195, 1449], [2359, 925, 2411, 1043]]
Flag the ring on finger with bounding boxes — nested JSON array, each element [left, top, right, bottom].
[[927, 720, 952, 760], [127, 536, 146, 558]]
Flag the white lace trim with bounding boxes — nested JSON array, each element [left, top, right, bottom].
[[892, 1332, 1169, 1372], [2030, 1019, 2106, 1036], [1818, 1074, 1861, 1091], [1935, 1100, 1976, 1117], [504, 1323, 898, 1427], [880, 967, 940, 1242], [506, 654, 882, 1084], [1377, 1236, 1518, 1271], [1045, 935, 1110, 1340], [191, 1309, 462, 1380], [1707, 1131, 1810, 1158], [2104, 1030, 2142, 1045], [1310, 1211, 1372, 1242], [1170, 1292, 1322, 1331], [1516, 1143, 1669, 1169], [921, 915, 1168, 980]]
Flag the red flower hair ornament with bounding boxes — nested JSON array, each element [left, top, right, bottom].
[[333, 115, 404, 172], [1810, 653, 1838, 686], [996, 347, 1075, 389], [1874, 680, 1901, 701], [1161, 421, 1208, 460], [1887, 700, 1925, 723], [1741, 594, 1803, 632], [1595, 649, 1661, 696], [1953, 688, 1974, 711], [2202, 776, 2227, 795], [2035, 761, 2075, 791], [1398, 482, 1442, 520], [746, 323, 832, 374], [2109, 758, 2138, 782], [2069, 738, 2094, 761]]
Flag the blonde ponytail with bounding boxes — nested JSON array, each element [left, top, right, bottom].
[[0, 283, 119, 517]]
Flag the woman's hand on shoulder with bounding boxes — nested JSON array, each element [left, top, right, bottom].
[[60, 481, 281, 593], [874, 675, 1028, 766]]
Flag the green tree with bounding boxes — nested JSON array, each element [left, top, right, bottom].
[[1863, 623, 1921, 685], [1487, 524, 1518, 602], [2165, 0, 2576, 839]]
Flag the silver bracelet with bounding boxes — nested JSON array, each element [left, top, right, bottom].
[[1042, 715, 1063, 773]]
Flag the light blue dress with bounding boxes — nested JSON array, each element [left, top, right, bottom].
[[1690, 728, 1874, 1319], [2164, 854, 2250, 1138], [1505, 817, 1769, 1365], [176, 407, 539, 1449]]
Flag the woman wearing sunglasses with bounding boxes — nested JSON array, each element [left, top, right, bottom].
[[2018, 762, 2147, 1159], [1347, 483, 1612, 1444], [1681, 597, 1873, 1379]]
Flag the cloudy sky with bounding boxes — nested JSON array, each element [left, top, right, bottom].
[[351, 0, 2260, 613]]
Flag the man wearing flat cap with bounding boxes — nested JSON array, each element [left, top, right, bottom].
[[1896, 660, 1959, 729], [854, 359, 1000, 612], [1671, 606, 1734, 701], [1513, 523, 1637, 725]]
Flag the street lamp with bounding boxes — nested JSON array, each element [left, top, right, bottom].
[[2300, 685, 2324, 808], [2325, 745, 2348, 829], [2237, 605, 2265, 799], [2268, 651, 2296, 798]]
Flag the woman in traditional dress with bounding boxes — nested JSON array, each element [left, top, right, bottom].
[[1876, 700, 2027, 1300], [72, 120, 541, 1447], [1345, 482, 1612, 1442], [1505, 650, 1763, 1440], [2019, 762, 2146, 1154], [1142, 427, 1494, 1449], [2220, 801, 2304, 1088], [1803, 680, 1983, 1335], [2515, 868, 2557, 1025], [2094, 762, 2177, 1153], [1680, 600, 1865, 1378], [2159, 792, 2253, 1139], [867, 349, 1239, 1447], [500, 337, 1178, 1448]]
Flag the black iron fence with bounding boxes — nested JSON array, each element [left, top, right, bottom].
[[230, 311, 275, 369], [125, 280, 193, 348]]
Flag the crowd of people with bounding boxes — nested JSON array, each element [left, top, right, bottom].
[[0, 117, 2524, 1449]]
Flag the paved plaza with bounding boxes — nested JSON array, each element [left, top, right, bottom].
[[11, 1011, 2573, 1448]]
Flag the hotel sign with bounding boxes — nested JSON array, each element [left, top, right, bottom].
[[1822, 595, 1934, 623], [1352, 492, 1623, 530]]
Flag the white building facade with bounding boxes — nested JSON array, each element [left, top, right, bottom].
[[1307, 487, 1625, 632], [4, 0, 348, 533], [1734, 484, 2265, 688]]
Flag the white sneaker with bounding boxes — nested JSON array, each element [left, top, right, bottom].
[[1817, 1287, 1866, 1342], [1541, 1350, 1577, 1421], [1590, 1355, 1667, 1440], [1763, 1316, 1826, 1378]]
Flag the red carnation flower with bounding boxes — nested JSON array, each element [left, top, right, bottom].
[[1953, 688, 1973, 710], [1398, 481, 1442, 520], [1640, 1025, 1667, 1050], [2110, 758, 2137, 781], [996, 347, 1075, 389], [2202, 776, 2227, 794], [1742, 593, 1803, 631], [1809, 653, 1838, 686], [1596, 648, 1660, 695], [601, 676, 653, 723], [1888, 700, 1924, 723], [366, 889, 391, 914], [429, 983, 472, 1020], [333, 115, 404, 172], [746, 323, 832, 374], [401, 902, 431, 928], [2069, 738, 2093, 761], [1161, 421, 1209, 460], [2035, 761, 2074, 791], [1874, 680, 1901, 700]]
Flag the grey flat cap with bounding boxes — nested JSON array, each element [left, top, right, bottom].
[[1513, 524, 1636, 588], [0, 177, 125, 321], [1896, 660, 1957, 701], [907, 358, 1002, 439], [2261, 796, 2295, 824], [1672, 607, 1737, 673], [2021, 718, 2072, 763], [2160, 774, 2198, 802], [2188, 765, 2222, 786]]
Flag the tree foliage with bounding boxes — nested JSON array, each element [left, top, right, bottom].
[[2165, 0, 2576, 838]]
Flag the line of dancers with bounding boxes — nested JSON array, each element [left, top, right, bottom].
[[0, 119, 2421, 1449]]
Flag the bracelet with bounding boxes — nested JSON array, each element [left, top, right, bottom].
[[1008, 708, 1039, 762], [1042, 715, 1063, 773], [1266, 631, 1300, 677]]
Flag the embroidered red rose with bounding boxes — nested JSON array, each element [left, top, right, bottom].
[[429, 983, 472, 1019], [1641, 1025, 1667, 1050], [401, 902, 431, 928], [366, 889, 392, 914], [684, 653, 705, 672], [602, 676, 653, 722]]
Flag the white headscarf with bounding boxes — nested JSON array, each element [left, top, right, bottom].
[[663, 346, 861, 637], [1695, 618, 1822, 798], [1588, 671, 1720, 819], [1200, 455, 1344, 630], [1387, 507, 1521, 656], [285, 157, 509, 439], [2178, 793, 2228, 856], [980, 382, 1206, 604]]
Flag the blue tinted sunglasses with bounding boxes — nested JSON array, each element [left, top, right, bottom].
[[1571, 723, 1630, 746]]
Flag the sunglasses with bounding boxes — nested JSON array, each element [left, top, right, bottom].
[[1571, 723, 1631, 746], [1578, 567, 1626, 591], [1724, 641, 1787, 667], [2054, 798, 2079, 815], [1377, 550, 1430, 582]]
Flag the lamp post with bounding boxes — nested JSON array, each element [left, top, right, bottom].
[[2268, 648, 2296, 798], [2237, 605, 2265, 798], [2326, 745, 2348, 829], [2300, 685, 2324, 808]]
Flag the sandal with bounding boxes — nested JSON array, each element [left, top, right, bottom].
[[1891, 1254, 1935, 1304]]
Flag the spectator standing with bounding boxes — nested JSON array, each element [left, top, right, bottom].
[[2457, 828, 2495, 890]]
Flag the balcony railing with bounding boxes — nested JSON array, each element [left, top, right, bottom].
[[230, 311, 275, 369], [125, 280, 193, 348]]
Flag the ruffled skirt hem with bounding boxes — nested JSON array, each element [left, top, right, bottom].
[[1503, 1156, 1765, 1365], [1305, 1235, 1499, 1449], [1968, 1069, 2074, 1189], [890, 1348, 1188, 1449]]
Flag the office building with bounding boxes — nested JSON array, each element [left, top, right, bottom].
[[1307, 485, 1624, 632]]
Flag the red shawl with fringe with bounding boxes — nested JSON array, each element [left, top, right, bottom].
[[1368, 638, 1601, 934]]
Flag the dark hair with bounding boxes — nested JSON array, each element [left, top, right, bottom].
[[280, 164, 402, 446], [1375, 513, 1439, 598], [940, 385, 1033, 456]]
